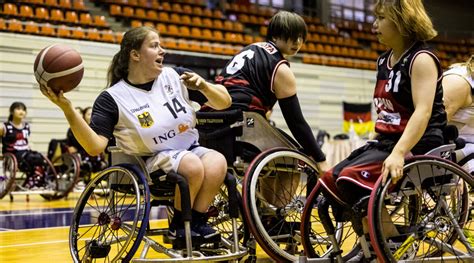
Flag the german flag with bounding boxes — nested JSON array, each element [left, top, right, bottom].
[[342, 101, 374, 137]]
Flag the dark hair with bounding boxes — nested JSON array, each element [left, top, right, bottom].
[[106, 26, 159, 87], [266, 11, 308, 43], [82, 106, 92, 119], [8, 101, 27, 121]]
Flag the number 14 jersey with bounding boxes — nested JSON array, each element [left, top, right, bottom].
[[107, 67, 198, 155]]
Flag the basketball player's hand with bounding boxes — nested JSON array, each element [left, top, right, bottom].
[[181, 72, 207, 91], [381, 151, 405, 185], [39, 84, 71, 110]]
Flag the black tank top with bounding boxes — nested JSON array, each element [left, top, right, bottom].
[[215, 42, 288, 115], [2, 122, 30, 154], [374, 41, 446, 151]]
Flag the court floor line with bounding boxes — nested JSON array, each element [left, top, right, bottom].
[[0, 239, 68, 248]]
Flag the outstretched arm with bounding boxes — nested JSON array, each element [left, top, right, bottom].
[[274, 64, 328, 171], [40, 85, 108, 156], [180, 72, 231, 110]]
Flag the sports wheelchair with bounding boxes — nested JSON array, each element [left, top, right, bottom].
[[0, 150, 80, 201], [299, 129, 474, 262], [196, 109, 322, 262], [69, 147, 247, 262]]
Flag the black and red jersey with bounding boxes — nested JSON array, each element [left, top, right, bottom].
[[2, 122, 31, 154], [373, 41, 446, 142], [215, 42, 288, 115]]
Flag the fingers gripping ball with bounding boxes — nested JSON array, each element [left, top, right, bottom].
[[34, 44, 84, 93]]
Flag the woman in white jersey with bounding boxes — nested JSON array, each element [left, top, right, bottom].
[[443, 55, 474, 174], [40, 26, 232, 240]]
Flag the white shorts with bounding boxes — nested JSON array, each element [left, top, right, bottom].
[[145, 146, 212, 174]]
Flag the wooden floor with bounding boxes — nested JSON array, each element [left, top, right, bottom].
[[0, 193, 272, 263]]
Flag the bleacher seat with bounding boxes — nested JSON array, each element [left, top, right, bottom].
[[50, 9, 65, 22], [94, 15, 108, 27], [40, 23, 56, 36], [109, 5, 121, 16], [101, 29, 116, 43], [59, 0, 71, 8], [44, 0, 58, 6], [73, 0, 86, 10], [135, 8, 146, 19], [19, 5, 34, 18], [65, 11, 79, 24], [87, 28, 101, 41], [7, 18, 23, 33], [147, 10, 158, 21], [0, 18, 5, 30], [24, 21, 39, 34], [71, 26, 85, 39], [57, 25, 71, 38], [36, 7, 49, 20], [3, 3, 18, 16], [79, 13, 93, 25]]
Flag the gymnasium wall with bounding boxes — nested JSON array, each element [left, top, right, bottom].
[[0, 32, 376, 154]]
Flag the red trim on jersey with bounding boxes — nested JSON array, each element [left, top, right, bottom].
[[344, 111, 372, 122], [408, 50, 442, 81], [222, 78, 250, 87], [270, 60, 289, 93]]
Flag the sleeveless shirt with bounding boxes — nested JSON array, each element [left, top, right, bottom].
[[444, 65, 474, 142], [2, 122, 30, 154], [106, 67, 199, 155], [373, 41, 446, 142], [216, 41, 288, 114]]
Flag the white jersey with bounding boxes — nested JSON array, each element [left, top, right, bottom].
[[107, 67, 199, 155], [444, 66, 474, 142]]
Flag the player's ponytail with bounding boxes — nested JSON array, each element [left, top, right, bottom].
[[106, 26, 159, 88]]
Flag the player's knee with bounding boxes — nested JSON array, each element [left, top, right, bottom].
[[179, 154, 205, 182], [203, 151, 227, 180]]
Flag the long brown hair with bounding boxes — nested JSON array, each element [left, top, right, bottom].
[[106, 26, 158, 87], [374, 0, 437, 41]]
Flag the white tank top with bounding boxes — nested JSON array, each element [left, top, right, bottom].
[[107, 67, 199, 155], [444, 66, 474, 142]]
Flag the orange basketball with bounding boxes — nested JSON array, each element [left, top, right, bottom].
[[34, 44, 84, 93]]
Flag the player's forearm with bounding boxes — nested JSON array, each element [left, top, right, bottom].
[[62, 107, 107, 156], [200, 83, 232, 110]]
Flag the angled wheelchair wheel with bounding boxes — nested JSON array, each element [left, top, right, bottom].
[[243, 148, 320, 262], [0, 153, 17, 199], [41, 153, 81, 200], [300, 182, 360, 260], [368, 156, 472, 262], [69, 164, 150, 263]]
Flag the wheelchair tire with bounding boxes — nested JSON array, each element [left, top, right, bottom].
[[300, 182, 360, 260], [368, 156, 471, 262], [242, 147, 320, 262], [41, 153, 81, 200], [0, 153, 17, 199], [69, 164, 150, 263]]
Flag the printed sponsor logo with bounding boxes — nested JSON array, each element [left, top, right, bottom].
[[130, 103, 150, 113]]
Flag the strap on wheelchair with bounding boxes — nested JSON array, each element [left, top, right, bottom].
[[161, 171, 192, 222], [223, 172, 239, 219]]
